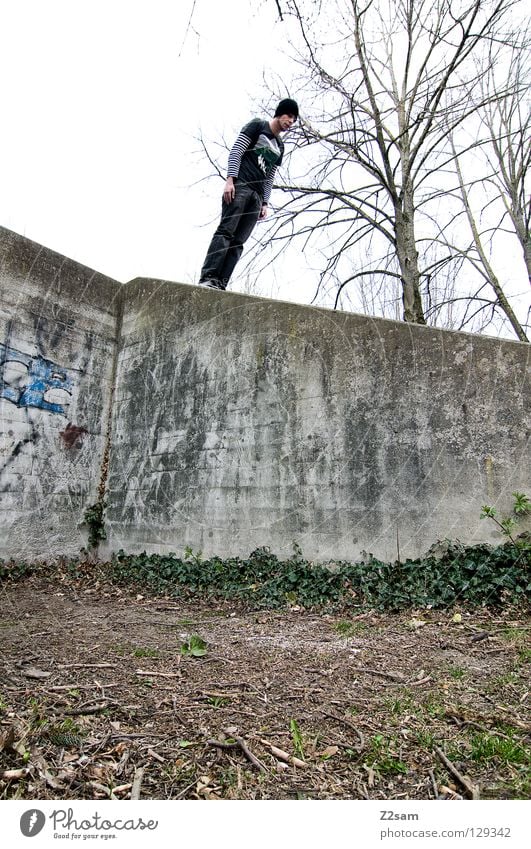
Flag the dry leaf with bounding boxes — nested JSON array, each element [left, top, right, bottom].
[[320, 745, 339, 758], [23, 667, 51, 679], [0, 726, 16, 753], [88, 766, 107, 781], [57, 768, 78, 782], [196, 775, 213, 794]]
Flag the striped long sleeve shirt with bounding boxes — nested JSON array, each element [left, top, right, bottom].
[[226, 119, 284, 204]]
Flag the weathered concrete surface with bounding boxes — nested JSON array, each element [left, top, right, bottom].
[[0, 227, 121, 559], [1, 228, 529, 563], [105, 278, 530, 562]]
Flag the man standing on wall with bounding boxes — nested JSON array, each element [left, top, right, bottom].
[[198, 98, 299, 291]]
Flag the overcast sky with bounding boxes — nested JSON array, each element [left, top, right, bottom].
[[0, 0, 287, 286]]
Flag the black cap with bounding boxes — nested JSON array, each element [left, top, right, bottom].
[[274, 98, 299, 120]]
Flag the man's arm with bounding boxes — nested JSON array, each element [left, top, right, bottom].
[[224, 130, 253, 203], [259, 165, 278, 218]]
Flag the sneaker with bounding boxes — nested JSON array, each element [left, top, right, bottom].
[[199, 279, 225, 290]]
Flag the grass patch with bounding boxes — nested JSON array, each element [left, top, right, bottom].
[[449, 732, 530, 767], [290, 719, 306, 760], [333, 620, 368, 636], [366, 734, 408, 775], [421, 694, 446, 718], [132, 646, 159, 658], [111, 644, 130, 656], [206, 696, 230, 708], [384, 690, 417, 717], [487, 672, 520, 691], [447, 665, 467, 680], [499, 627, 529, 646]]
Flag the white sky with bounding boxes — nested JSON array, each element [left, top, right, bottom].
[[0, 0, 284, 285]]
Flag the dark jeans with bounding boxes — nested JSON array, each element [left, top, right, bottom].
[[199, 184, 262, 287]]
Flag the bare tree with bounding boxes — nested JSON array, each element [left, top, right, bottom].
[[256, 0, 526, 332], [418, 26, 531, 341], [479, 33, 531, 286], [431, 31, 530, 340]]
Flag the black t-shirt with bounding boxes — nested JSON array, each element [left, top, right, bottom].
[[229, 119, 284, 198]]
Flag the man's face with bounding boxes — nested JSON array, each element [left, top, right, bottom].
[[278, 113, 297, 132]]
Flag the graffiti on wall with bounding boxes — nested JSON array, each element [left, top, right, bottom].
[[0, 343, 75, 415], [0, 343, 90, 483]]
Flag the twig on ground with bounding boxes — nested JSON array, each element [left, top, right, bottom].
[[407, 675, 432, 686], [207, 737, 267, 772], [175, 779, 197, 799], [258, 738, 307, 768], [318, 708, 365, 751], [434, 746, 480, 799], [32, 753, 64, 791], [235, 736, 267, 772], [89, 781, 110, 797], [136, 670, 181, 678], [62, 702, 116, 716], [364, 765, 375, 787], [131, 767, 144, 800], [1, 768, 30, 780], [47, 684, 111, 692], [353, 666, 405, 682], [428, 768, 439, 799], [439, 784, 464, 800], [200, 688, 236, 696], [111, 783, 132, 795]]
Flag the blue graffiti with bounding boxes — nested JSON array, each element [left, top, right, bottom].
[[0, 344, 74, 415]]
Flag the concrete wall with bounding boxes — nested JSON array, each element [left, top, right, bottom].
[[0, 228, 121, 559], [1, 229, 528, 562], [105, 278, 530, 562]]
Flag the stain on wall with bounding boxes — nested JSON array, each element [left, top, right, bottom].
[[59, 422, 89, 449]]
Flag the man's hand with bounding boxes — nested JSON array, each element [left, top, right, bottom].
[[259, 204, 268, 220], [223, 177, 236, 204]]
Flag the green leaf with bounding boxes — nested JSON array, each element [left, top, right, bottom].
[[512, 492, 531, 516], [181, 634, 207, 658]]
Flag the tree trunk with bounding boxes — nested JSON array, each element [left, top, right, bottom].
[[511, 206, 531, 287], [394, 190, 426, 324]]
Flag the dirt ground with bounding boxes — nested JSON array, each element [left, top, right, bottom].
[[0, 567, 529, 801]]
